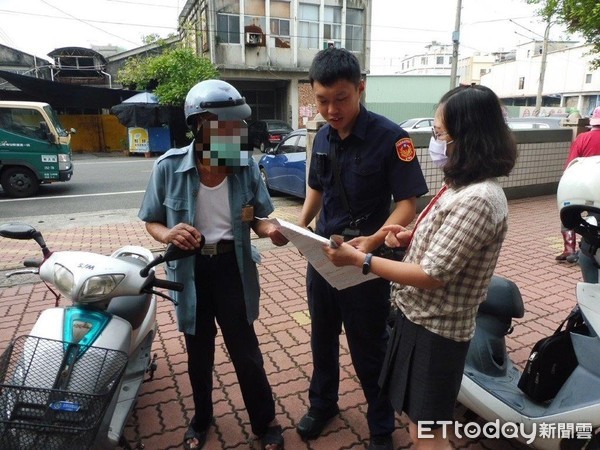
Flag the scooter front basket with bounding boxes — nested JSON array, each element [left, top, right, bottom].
[[0, 335, 128, 450]]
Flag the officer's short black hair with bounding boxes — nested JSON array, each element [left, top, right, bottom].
[[309, 47, 362, 87]]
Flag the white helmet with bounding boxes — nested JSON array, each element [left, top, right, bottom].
[[557, 155, 600, 263], [184, 79, 251, 126]]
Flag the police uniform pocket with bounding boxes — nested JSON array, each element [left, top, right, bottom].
[[350, 161, 380, 177], [348, 162, 382, 201]]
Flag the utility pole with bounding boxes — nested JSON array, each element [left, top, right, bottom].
[[535, 19, 551, 114], [449, 0, 463, 89]]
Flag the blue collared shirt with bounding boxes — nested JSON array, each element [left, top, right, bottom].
[[138, 143, 274, 334]]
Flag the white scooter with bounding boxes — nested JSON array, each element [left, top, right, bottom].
[[0, 223, 197, 449], [458, 156, 600, 450]]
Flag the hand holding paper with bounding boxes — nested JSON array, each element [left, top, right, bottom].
[[257, 218, 378, 290]]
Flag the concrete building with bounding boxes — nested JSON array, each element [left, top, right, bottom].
[[379, 43, 513, 87], [396, 41, 452, 76], [178, 0, 371, 128], [0, 43, 52, 87], [457, 53, 497, 86], [481, 41, 600, 117]]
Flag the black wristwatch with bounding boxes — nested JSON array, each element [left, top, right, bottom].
[[362, 253, 373, 275]]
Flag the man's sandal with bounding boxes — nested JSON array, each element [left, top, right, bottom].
[[183, 424, 207, 450], [261, 424, 284, 450]]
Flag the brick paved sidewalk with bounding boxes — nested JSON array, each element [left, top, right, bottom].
[[0, 195, 583, 449]]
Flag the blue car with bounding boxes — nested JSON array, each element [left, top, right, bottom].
[[258, 128, 307, 198]]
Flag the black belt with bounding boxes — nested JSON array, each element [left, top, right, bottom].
[[200, 240, 235, 256]]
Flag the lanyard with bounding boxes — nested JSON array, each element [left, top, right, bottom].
[[407, 184, 448, 247]]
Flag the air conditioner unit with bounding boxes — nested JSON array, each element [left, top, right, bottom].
[[245, 32, 263, 46]]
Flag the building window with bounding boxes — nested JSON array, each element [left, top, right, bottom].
[[436, 56, 444, 65], [217, 13, 240, 44], [421, 57, 427, 65], [58, 56, 96, 69], [345, 8, 363, 52], [270, 18, 290, 38], [586, 73, 592, 84], [270, 17, 290, 47], [480, 68, 487, 77], [299, 3, 319, 49], [518, 77, 525, 90], [324, 6, 342, 48]]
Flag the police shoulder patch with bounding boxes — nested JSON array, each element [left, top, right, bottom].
[[395, 137, 415, 162]]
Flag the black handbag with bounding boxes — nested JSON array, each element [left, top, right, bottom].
[[517, 307, 588, 402]]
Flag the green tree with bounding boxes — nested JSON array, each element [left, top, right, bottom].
[[117, 46, 220, 105], [528, 0, 600, 68]]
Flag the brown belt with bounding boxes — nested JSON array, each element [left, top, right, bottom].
[[200, 240, 235, 256]]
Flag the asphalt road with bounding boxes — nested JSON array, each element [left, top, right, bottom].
[[0, 154, 155, 218], [0, 151, 300, 234], [0, 150, 267, 217]]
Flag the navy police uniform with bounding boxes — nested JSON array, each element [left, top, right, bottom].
[[306, 105, 428, 437]]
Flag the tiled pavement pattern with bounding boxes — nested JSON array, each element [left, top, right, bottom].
[[0, 195, 584, 449]]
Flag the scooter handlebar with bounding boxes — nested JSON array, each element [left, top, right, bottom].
[[153, 278, 184, 292], [24, 259, 42, 268]]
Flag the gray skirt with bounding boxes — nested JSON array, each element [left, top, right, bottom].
[[379, 312, 470, 424]]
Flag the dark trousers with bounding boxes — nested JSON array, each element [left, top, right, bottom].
[[306, 264, 395, 437], [185, 252, 275, 436]]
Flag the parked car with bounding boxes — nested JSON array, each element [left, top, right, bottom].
[[398, 117, 434, 132], [506, 117, 564, 130], [248, 119, 294, 152], [258, 128, 307, 198]]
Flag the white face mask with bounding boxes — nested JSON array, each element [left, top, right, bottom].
[[428, 136, 449, 167]]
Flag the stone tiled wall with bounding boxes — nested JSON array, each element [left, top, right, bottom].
[[407, 129, 573, 201], [307, 124, 574, 205]]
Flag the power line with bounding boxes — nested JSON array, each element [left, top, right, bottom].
[[509, 18, 545, 39], [105, 0, 179, 8], [0, 8, 176, 32], [0, 4, 571, 60]]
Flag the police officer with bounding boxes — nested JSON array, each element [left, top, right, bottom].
[[297, 48, 428, 450], [138, 79, 287, 450]]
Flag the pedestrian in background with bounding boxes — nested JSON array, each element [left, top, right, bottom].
[[297, 47, 428, 450], [555, 106, 600, 263], [324, 84, 517, 450], [138, 79, 287, 450]]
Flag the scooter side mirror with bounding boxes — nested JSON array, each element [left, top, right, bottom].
[[139, 236, 206, 277], [0, 223, 39, 239], [0, 223, 50, 257]]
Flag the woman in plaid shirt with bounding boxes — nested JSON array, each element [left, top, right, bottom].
[[324, 84, 518, 450]]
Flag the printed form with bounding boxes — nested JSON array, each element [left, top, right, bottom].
[[259, 218, 379, 290]]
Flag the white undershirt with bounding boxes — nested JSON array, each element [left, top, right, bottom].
[[194, 178, 234, 244]]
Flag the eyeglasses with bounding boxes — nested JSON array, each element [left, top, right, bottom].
[[432, 128, 449, 140]]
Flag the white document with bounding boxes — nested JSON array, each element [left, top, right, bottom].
[[260, 217, 379, 290]]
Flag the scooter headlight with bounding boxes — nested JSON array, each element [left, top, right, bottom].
[[54, 263, 74, 297], [79, 274, 125, 301]]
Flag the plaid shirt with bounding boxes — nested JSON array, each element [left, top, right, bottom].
[[391, 179, 508, 342]]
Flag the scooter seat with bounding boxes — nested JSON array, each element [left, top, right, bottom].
[[479, 275, 525, 319]]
